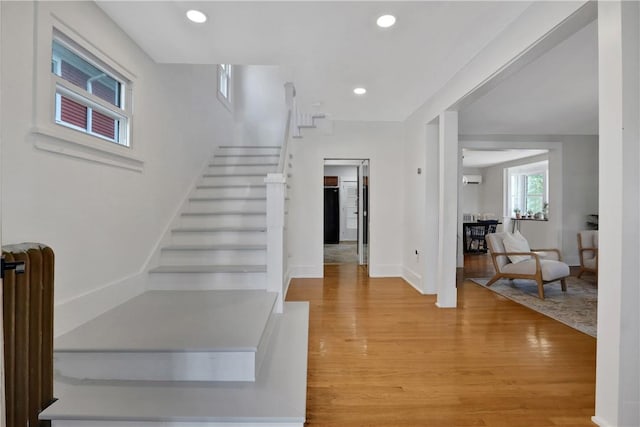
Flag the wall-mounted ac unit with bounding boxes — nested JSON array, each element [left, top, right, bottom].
[[463, 174, 483, 184]]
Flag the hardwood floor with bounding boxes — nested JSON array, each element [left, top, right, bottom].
[[286, 263, 596, 427]]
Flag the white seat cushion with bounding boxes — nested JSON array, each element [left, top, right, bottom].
[[502, 231, 531, 264], [502, 259, 570, 281]]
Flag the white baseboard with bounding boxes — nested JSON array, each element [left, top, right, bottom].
[[368, 264, 402, 277], [54, 272, 145, 337], [283, 267, 293, 298], [401, 267, 424, 294], [289, 264, 323, 278], [590, 416, 611, 426]]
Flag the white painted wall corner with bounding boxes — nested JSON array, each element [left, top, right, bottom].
[[54, 271, 146, 337]]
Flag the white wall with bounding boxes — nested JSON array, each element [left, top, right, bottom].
[[324, 165, 357, 182], [561, 135, 598, 265], [401, 118, 428, 292], [0, 1, 234, 335], [233, 65, 289, 147], [461, 167, 483, 215], [288, 121, 404, 278], [478, 164, 504, 221]]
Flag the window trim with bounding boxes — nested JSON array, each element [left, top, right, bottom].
[[506, 161, 549, 216], [32, 9, 142, 172], [216, 64, 233, 111]]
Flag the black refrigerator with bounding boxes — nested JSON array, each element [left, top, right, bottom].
[[324, 187, 340, 244]]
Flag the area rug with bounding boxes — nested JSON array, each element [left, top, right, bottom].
[[468, 276, 597, 337]]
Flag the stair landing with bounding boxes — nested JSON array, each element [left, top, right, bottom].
[[55, 290, 277, 382], [43, 302, 309, 426]]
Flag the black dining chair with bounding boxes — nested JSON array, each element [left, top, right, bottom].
[[467, 220, 499, 252]]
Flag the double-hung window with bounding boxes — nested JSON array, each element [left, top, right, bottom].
[[507, 161, 548, 215], [51, 33, 130, 146], [217, 64, 232, 110]]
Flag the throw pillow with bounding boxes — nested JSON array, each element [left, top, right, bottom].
[[502, 231, 531, 264]]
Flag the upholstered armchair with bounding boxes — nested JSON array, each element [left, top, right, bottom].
[[577, 230, 598, 281], [485, 231, 570, 299]]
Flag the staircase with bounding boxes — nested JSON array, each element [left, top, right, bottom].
[[40, 145, 308, 427], [148, 145, 282, 290]]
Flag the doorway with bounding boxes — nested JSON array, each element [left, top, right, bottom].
[[323, 159, 369, 271]]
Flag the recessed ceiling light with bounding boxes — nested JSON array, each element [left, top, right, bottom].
[[353, 87, 367, 95], [186, 9, 207, 24], [376, 14, 396, 28]]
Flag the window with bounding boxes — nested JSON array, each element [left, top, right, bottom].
[[51, 34, 130, 146], [507, 161, 548, 215], [217, 64, 232, 109]]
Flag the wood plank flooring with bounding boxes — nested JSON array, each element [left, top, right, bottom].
[[286, 262, 596, 427]]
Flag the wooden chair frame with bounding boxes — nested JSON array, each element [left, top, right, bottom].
[[577, 233, 598, 282], [486, 248, 568, 299]]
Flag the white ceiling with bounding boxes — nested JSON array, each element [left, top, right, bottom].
[[96, 1, 533, 122], [459, 20, 598, 135], [462, 149, 548, 169]]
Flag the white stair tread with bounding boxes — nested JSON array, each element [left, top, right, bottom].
[[209, 163, 278, 167], [219, 145, 281, 149], [189, 196, 267, 201], [216, 154, 279, 158], [55, 290, 276, 352], [150, 265, 267, 273], [182, 211, 266, 216], [203, 173, 268, 177], [173, 227, 266, 233], [196, 184, 267, 188], [41, 302, 309, 424], [162, 244, 267, 251]]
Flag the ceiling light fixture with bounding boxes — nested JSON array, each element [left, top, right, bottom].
[[376, 14, 396, 28], [186, 9, 207, 24], [353, 87, 367, 95]]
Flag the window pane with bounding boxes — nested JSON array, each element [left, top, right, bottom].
[[59, 96, 87, 129], [526, 196, 543, 213], [526, 174, 544, 194], [91, 110, 117, 141], [92, 76, 120, 106], [52, 40, 121, 108]]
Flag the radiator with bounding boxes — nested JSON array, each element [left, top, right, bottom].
[[2, 243, 55, 427]]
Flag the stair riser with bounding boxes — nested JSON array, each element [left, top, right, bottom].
[[179, 215, 266, 228], [52, 421, 303, 426], [206, 165, 277, 175], [148, 272, 267, 290], [188, 200, 266, 211], [171, 231, 266, 245], [211, 155, 280, 165], [218, 147, 281, 156], [193, 187, 267, 198], [199, 176, 266, 186], [160, 249, 266, 266], [55, 351, 257, 382]]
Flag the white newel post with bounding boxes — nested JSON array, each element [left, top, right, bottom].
[[265, 173, 286, 313]]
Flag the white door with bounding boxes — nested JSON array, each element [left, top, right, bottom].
[[340, 181, 358, 241]]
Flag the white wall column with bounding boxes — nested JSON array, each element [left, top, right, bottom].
[[265, 173, 286, 313], [594, 1, 640, 426], [423, 122, 440, 294], [436, 111, 458, 308]]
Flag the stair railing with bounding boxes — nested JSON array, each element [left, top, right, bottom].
[[265, 82, 295, 313]]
